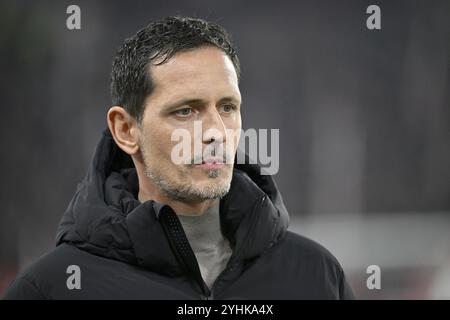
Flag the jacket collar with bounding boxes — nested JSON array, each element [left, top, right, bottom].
[[56, 128, 289, 277]]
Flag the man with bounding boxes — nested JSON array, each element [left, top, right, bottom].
[[4, 16, 354, 299]]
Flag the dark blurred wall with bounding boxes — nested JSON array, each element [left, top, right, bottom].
[[1, 0, 449, 295]]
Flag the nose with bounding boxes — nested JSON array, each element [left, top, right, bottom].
[[202, 106, 227, 145]]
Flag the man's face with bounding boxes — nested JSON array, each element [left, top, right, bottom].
[[138, 46, 242, 202]]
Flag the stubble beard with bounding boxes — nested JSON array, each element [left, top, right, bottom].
[[140, 143, 232, 203]]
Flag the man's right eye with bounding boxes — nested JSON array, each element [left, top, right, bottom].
[[174, 107, 193, 117]]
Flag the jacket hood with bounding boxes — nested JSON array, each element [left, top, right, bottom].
[[56, 128, 289, 277]]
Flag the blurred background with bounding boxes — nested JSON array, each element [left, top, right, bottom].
[[1, 0, 449, 299]]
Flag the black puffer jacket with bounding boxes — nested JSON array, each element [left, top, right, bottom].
[[3, 129, 354, 300]]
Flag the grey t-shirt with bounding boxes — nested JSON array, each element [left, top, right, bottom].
[[177, 203, 232, 289]]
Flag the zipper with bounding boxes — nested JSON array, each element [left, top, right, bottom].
[[159, 206, 210, 297], [206, 259, 236, 300], [205, 195, 267, 300], [160, 195, 267, 300]]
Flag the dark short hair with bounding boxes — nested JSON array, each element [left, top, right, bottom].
[[110, 16, 240, 123]]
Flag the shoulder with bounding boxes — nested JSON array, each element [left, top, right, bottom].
[[3, 244, 96, 300], [274, 231, 346, 277], [269, 231, 354, 296], [280, 231, 355, 298], [281, 231, 343, 268]]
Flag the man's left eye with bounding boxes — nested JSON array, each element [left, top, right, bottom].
[[219, 104, 236, 113]]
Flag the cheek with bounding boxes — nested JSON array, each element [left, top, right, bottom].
[[143, 126, 174, 160], [224, 115, 242, 150], [228, 112, 242, 130]]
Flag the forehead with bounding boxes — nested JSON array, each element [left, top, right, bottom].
[[148, 46, 241, 103]]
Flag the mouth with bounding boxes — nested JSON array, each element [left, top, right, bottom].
[[194, 158, 225, 170]]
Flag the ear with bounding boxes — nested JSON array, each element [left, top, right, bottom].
[[107, 106, 140, 155]]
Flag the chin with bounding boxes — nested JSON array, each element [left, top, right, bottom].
[[193, 173, 231, 187]]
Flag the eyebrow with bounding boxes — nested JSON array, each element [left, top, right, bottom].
[[164, 96, 242, 111]]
